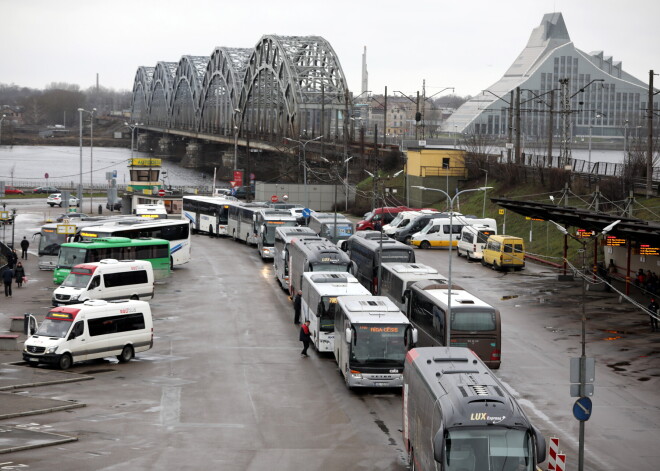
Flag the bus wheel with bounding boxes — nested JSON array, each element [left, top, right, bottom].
[[232, 230, 237, 241], [420, 240, 430, 250], [117, 345, 134, 363], [481, 258, 487, 267], [170, 257, 174, 270], [58, 353, 72, 370], [209, 225, 214, 237], [456, 249, 462, 257], [130, 294, 139, 300]]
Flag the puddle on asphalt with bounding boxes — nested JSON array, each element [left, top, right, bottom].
[[501, 295, 518, 300], [638, 377, 651, 381], [80, 368, 116, 374], [607, 361, 630, 372]]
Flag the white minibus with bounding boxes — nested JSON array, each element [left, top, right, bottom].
[[411, 215, 496, 249], [52, 259, 154, 306], [456, 224, 497, 260], [23, 299, 153, 370]]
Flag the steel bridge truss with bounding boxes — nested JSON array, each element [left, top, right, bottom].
[[130, 35, 351, 142]]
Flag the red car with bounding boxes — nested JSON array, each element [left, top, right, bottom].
[[4, 186, 24, 195]]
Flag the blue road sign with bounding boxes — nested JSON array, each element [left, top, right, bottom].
[[302, 208, 312, 218], [573, 396, 593, 421]]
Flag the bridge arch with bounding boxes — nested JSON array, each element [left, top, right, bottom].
[[148, 61, 177, 127], [198, 47, 252, 136], [237, 35, 350, 140], [171, 55, 209, 131], [130, 66, 154, 125]]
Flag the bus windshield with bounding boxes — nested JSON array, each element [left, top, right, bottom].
[[320, 296, 338, 331], [61, 273, 91, 288], [39, 229, 64, 256], [444, 427, 534, 471], [380, 249, 413, 263], [322, 223, 354, 240], [311, 262, 350, 272], [35, 319, 72, 338], [264, 221, 297, 245], [451, 310, 497, 331], [350, 323, 407, 366], [58, 247, 89, 269]]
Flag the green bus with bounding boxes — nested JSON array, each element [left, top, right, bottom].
[[53, 237, 171, 284]]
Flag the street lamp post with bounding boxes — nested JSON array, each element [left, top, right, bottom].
[[480, 168, 488, 217], [77, 108, 85, 210], [413, 186, 491, 345], [233, 108, 241, 172], [284, 135, 322, 208], [549, 218, 620, 471], [587, 113, 603, 182]]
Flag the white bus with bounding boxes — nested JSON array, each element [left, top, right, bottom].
[[288, 237, 353, 297], [78, 219, 192, 267], [334, 295, 417, 389], [254, 208, 299, 259], [380, 263, 447, 311], [227, 202, 269, 245], [133, 203, 168, 219], [300, 272, 371, 353], [307, 212, 355, 248], [411, 215, 496, 249], [182, 195, 240, 236], [273, 226, 318, 290]]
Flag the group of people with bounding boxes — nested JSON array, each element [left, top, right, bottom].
[[2, 236, 29, 297], [636, 268, 660, 295]]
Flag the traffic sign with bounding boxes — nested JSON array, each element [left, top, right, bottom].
[[302, 208, 312, 218], [573, 396, 592, 421], [44, 172, 49, 179], [158, 189, 165, 197], [271, 195, 279, 203]]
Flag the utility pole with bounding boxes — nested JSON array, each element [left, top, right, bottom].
[[515, 87, 521, 164], [547, 89, 555, 162], [321, 83, 325, 159], [415, 91, 420, 140], [559, 78, 572, 168], [647, 70, 656, 198], [507, 91, 514, 163], [383, 86, 387, 149]]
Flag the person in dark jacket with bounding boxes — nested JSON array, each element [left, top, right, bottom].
[[8, 250, 18, 269], [20, 237, 29, 259], [2, 267, 14, 297], [14, 262, 25, 288], [299, 320, 311, 357], [293, 291, 302, 324], [648, 298, 659, 332]]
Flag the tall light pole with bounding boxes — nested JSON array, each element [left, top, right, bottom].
[[413, 186, 491, 345], [588, 112, 603, 181], [480, 168, 488, 217], [0, 114, 6, 146], [284, 135, 322, 208], [124, 122, 140, 160], [82, 108, 97, 212], [77, 108, 85, 209], [233, 108, 241, 172], [550, 219, 620, 471], [344, 155, 354, 212]]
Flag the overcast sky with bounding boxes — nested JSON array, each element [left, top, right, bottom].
[[2, 0, 658, 98]]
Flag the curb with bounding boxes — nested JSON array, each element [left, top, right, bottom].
[[0, 401, 86, 420]]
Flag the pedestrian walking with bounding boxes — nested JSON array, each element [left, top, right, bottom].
[[294, 290, 302, 324], [14, 262, 25, 288], [8, 249, 18, 269], [299, 320, 311, 357], [20, 236, 29, 259], [2, 267, 14, 297], [648, 298, 659, 332]]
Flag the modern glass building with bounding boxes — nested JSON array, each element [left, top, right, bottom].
[[443, 13, 655, 139]]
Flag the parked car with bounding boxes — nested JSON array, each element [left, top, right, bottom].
[[55, 213, 88, 222], [4, 186, 24, 195], [232, 186, 255, 199], [33, 186, 60, 194], [106, 200, 122, 211], [47, 193, 79, 207]]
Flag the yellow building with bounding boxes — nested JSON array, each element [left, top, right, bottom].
[[405, 146, 467, 206]]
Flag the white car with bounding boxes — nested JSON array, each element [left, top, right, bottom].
[[47, 193, 80, 207]]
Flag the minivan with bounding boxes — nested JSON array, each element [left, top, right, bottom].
[[52, 259, 154, 306], [23, 299, 154, 370], [482, 235, 525, 270], [457, 224, 497, 260], [392, 212, 448, 244]]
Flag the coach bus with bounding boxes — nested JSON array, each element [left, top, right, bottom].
[[380, 263, 447, 312], [78, 219, 191, 268], [273, 227, 318, 290], [300, 272, 371, 352], [288, 238, 353, 297], [403, 347, 546, 471], [307, 212, 355, 248], [54, 237, 170, 284], [227, 202, 269, 245], [254, 208, 299, 259], [334, 295, 417, 389], [406, 279, 502, 368], [182, 195, 240, 236], [345, 231, 415, 294]]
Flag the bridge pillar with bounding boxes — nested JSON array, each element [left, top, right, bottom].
[[136, 133, 153, 153], [181, 141, 202, 168], [158, 136, 173, 156]]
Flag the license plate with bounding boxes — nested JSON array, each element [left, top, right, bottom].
[[374, 382, 388, 387], [28, 358, 39, 362]]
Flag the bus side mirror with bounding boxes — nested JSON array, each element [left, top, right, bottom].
[[411, 328, 418, 345], [345, 328, 352, 344], [533, 426, 546, 462], [432, 427, 445, 463]]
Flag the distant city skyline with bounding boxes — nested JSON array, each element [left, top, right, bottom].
[[2, 0, 658, 98]]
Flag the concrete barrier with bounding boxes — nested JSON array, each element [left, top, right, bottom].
[[0, 333, 19, 351]]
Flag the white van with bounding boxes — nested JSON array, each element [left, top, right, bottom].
[[23, 299, 153, 369], [52, 259, 154, 306], [411, 215, 496, 249], [457, 224, 498, 260]]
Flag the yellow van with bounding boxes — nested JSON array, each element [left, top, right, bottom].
[[482, 235, 525, 270]]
